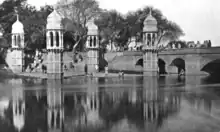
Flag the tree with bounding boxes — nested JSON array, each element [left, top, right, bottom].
[[134, 6, 184, 48], [96, 10, 127, 51], [22, 5, 53, 50], [0, 0, 27, 44], [57, 0, 101, 52], [125, 11, 142, 39], [96, 6, 184, 51], [0, 0, 51, 50]]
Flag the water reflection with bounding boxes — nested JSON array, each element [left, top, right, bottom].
[[11, 79, 25, 132], [143, 77, 181, 131], [47, 80, 64, 132], [1, 75, 220, 132]]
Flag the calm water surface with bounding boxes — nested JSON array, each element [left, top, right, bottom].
[[0, 75, 220, 132]]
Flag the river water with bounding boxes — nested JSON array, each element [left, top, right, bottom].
[[0, 75, 220, 132]]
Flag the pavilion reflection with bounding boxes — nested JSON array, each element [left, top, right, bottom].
[[5, 76, 184, 132], [47, 79, 64, 132], [185, 92, 216, 117], [10, 78, 25, 132], [142, 76, 181, 128], [85, 77, 102, 126]]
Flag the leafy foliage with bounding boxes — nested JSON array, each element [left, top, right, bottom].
[[57, 0, 101, 51], [0, 0, 184, 52]]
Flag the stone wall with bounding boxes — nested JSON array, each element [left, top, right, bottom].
[[105, 48, 220, 75], [104, 52, 123, 62], [107, 51, 143, 73]]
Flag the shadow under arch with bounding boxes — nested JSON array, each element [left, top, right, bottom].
[[170, 58, 185, 74], [135, 58, 143, 67], [158, 58, 167, 74], [135, 58, 167, 74], [201, 59, 220, 76]]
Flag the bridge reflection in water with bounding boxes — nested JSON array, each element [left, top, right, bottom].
[[0, 75, 220, 132]]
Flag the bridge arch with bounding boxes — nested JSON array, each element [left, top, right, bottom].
[[170, 58, 185, 74], [201, 59, 220, 76], [158, 58, 167, 74], [135, 58, 143, 67], [135, 58, 167, 74]]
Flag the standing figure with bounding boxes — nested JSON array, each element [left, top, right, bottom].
[[84, 64, 88, 75], [105, 66, 108, 75]]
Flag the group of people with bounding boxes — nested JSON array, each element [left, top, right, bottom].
[[25, 50, 45, 73], [64, 62, 75, 72]]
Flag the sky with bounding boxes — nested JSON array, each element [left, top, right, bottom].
[[1, 0, 220, 46]]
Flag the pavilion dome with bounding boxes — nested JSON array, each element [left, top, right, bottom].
[[87, 19, 98, 36], [47, 9, 64, 30], [143, 9, 158, 32], [12, 15, 24, 34]]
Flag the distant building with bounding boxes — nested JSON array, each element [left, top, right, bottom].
[[57, 0, 76, 5]]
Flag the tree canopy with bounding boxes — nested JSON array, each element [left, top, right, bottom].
[[0, 0, 184, 51]]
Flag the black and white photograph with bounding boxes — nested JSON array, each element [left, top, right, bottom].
[[0, 0, 219, 132]]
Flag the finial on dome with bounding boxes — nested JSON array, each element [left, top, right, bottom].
[[89, 17, 95, 23], [149, 7, 152, 16], [52, 3, 58, 11], [14, 7, 19, 21], [16, 14, 19, 21]]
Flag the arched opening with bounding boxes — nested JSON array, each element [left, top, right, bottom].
[[135, 58, 167, 74], [143, 34, 146, 43], [56, 32, 59, 47], [94, 36, 96, 47], [14, 35, 16, 46], [147, 34, 151, 46], [135, 58, 143, 67], [201, 59, 220, 76], [152, 34, 155, 46], [17, 35, 21, 47], [98, 51, 108, 72], [89, 36, 92, 47], [158, 58, 167, 74], [170, 58, 185, 75], [50, 32, 53, 47]]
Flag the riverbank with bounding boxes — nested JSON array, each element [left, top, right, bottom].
[[0, 68, 211, 80], [17, 72, 144, 79], [0, 69, 182, 80], [18, 72, 85, 79]]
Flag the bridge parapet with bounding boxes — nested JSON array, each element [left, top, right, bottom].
[[123, 51, 142, 56], [111, 47, 220, 57], [159, 47, 220, 55]]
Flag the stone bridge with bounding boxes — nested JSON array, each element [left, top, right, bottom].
[[107, 47, 220, 75]]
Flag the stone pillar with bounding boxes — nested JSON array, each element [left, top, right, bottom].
[[46, 9, 64, 79], [86, 19, 99, 74], [46, 30, 64, 79], [143, 49, 158, 76], [87, 35, 99, 74], [142, 9, 158, 76], [11, 33, 25, 73]]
